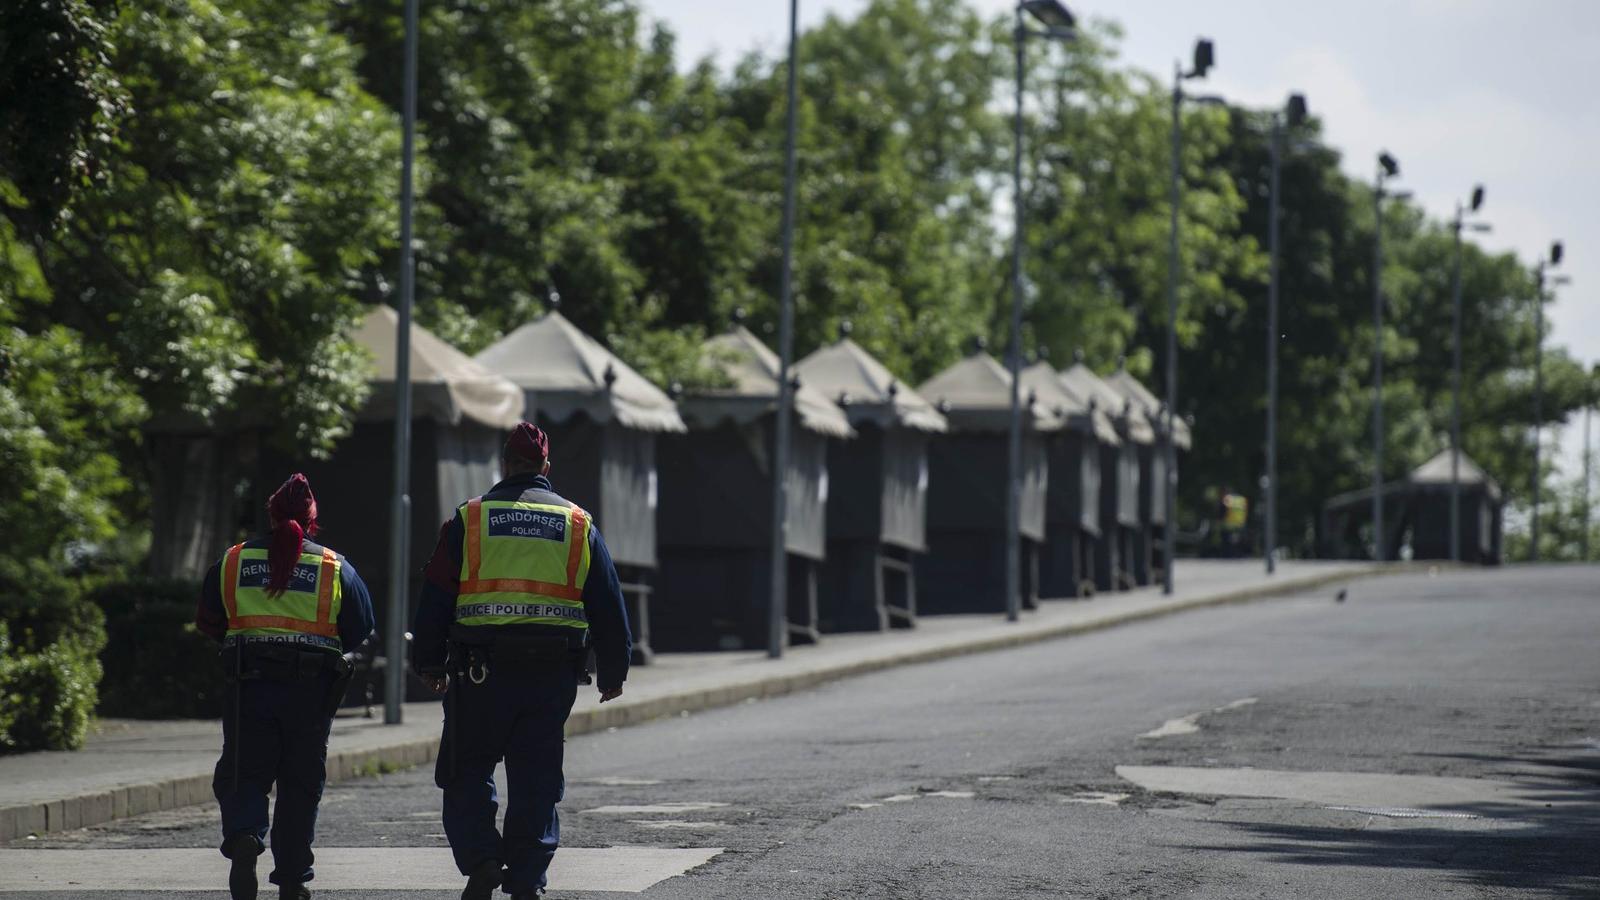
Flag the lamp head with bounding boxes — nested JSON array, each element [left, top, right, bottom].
[[1378, 151, 1399, 178], [1470, 185, 1485, 212], [1191, 39, 1215, 78], [1286, 93, 1308, 127], [1551, 241, 1564, 266], [1020, 0, 1076, 30]]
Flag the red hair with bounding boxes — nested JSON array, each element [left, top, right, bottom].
[[266, 474, 319, 597]]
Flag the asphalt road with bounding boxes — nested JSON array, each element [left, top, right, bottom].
[[8, 566, 1599, 898]]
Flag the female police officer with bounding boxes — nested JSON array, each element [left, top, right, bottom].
[[195, 473, 375, 900]]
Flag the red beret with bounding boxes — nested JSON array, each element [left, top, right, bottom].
[[504, 422, 549, 465]]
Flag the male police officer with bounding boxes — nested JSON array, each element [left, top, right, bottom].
[[413, 422, 632, 900], [196, 473, 376, 900]]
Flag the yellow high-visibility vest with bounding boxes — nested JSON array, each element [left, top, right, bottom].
[[454, 494, 591, 631], [1222, 494, 1249, 530], [222, 544, 343, 652]]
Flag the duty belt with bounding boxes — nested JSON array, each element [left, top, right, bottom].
[[453, 601, 587, 624]]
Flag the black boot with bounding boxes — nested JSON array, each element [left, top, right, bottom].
[[222, 833, 261, 900], [277, 886, 310, 900], [460, 859, 502, 900]]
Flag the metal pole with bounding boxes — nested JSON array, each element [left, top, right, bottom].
[[1162, 66, 1181, 596], [1371, 172, 1385, 563], [1004, 8, 1025, 622], [767, 0, 800, 658], [1449, 207, 1464, 563], [1265, 117, 1281, 576], [1531, 267, 1543, 562], [1584, 401, 1593, 562], [384, 0, 419, 725]]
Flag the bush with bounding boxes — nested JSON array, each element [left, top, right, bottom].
[[0, 614, 106, 755], [91, 577, 224, 719]]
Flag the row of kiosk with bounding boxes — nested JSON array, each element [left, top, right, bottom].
[[147, 307, 1191, 668]]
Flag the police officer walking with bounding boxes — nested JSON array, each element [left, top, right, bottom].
[[413, 422, 632, 900], [195, 473, 376, 900]]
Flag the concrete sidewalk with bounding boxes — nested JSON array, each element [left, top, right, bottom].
[[0, 559, 1387, 842]]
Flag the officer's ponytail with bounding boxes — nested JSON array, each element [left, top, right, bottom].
[[265, 473, 319, 598]]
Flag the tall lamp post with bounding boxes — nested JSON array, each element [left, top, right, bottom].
[[767, 0, 801, 659], [1530, 241, 1568, 562], [1369, 151, 1409, 562], [1584, 363, 1598, 562], [1005, 0, 1076, 622], [1164, 37, 1219, 595], [1264, 92, 1307, 576], [384, 0, 419, 725], [1448, 185, 1489, 563]]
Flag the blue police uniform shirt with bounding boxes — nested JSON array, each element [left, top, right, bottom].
[[412, 472, 633, 693], [198, 540, 377, 654]]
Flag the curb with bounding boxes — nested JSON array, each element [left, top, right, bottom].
[[0, 564, 1387, 842]]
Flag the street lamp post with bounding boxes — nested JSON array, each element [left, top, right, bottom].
[[1448, 185, 1489, 563], [1164, 37, 1216, 595], [1005, 0, 1076, 622], [384, 0, 419, 725], [1264, 93, 1307, 576], [1370, 152, 1407, 563], [1531, 241, 1567, 562], [767, 0, 801, 659]]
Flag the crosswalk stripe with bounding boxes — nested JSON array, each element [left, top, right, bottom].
[[0, 847, 722, 893]]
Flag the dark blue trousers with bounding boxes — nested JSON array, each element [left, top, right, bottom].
[[436, 664, 578, 896], [213, 676, 335, 886]]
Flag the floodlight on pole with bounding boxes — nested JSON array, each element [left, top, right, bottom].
[[1006, 0, 1076, 623], [1163, 36, 1219, 595], [1265, 91, 1308, 576], [1448, 184, 1488, 563], [1530, 240, 1566, 561], [1370, 150, 1402, 563]]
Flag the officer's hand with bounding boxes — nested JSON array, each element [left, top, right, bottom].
[[422, 673, 449, 694], [599, 686, 623, 703]]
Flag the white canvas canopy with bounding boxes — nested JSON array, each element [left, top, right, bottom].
[[1058, 363, 1156, 445], [1020, 362, 1120, 445], [354, 306, 524, 429], [1410, 450, 1502, 501], [681, 326, 854, 438], [795, 338, 946, 433], [917, 353, 1063, 433], [1106, 368, 1192, 450], [474, 311, 685, 433]]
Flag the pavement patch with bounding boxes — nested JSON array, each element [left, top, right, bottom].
[[1114, 765, 1577, 815], [0, 847, 723, 893], [582, 802, 730, 815]]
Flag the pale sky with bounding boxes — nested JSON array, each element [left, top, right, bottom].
[[641, 0, 1600, 470]]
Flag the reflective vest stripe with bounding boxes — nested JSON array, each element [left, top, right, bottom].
[[222, 544, 243, 621], [566, 508, 588, 587], [458, 499, 589, 601], [458, 577, 583, 602], [466, 498, 483, 582], [222, 544, 340, 639]]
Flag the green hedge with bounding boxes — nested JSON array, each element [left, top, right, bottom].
[[91, 578, 224, 719], [0, 589, 107, 754]]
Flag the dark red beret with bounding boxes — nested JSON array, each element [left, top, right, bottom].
[[504, 422, 549, 465]]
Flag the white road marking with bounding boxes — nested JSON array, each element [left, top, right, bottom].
[[583, 801, 730, 815], [585, 777, 663, 786], [923, 791, 974, 799], [977, 775, 1015, 783], [629, 820, 729, 830], [1139, 698, 1257, 739], [847, 802, 882, 809], [1059, 792, 1129, 807], [0, 847, 722, 893], [880, 794, 918, 803]]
